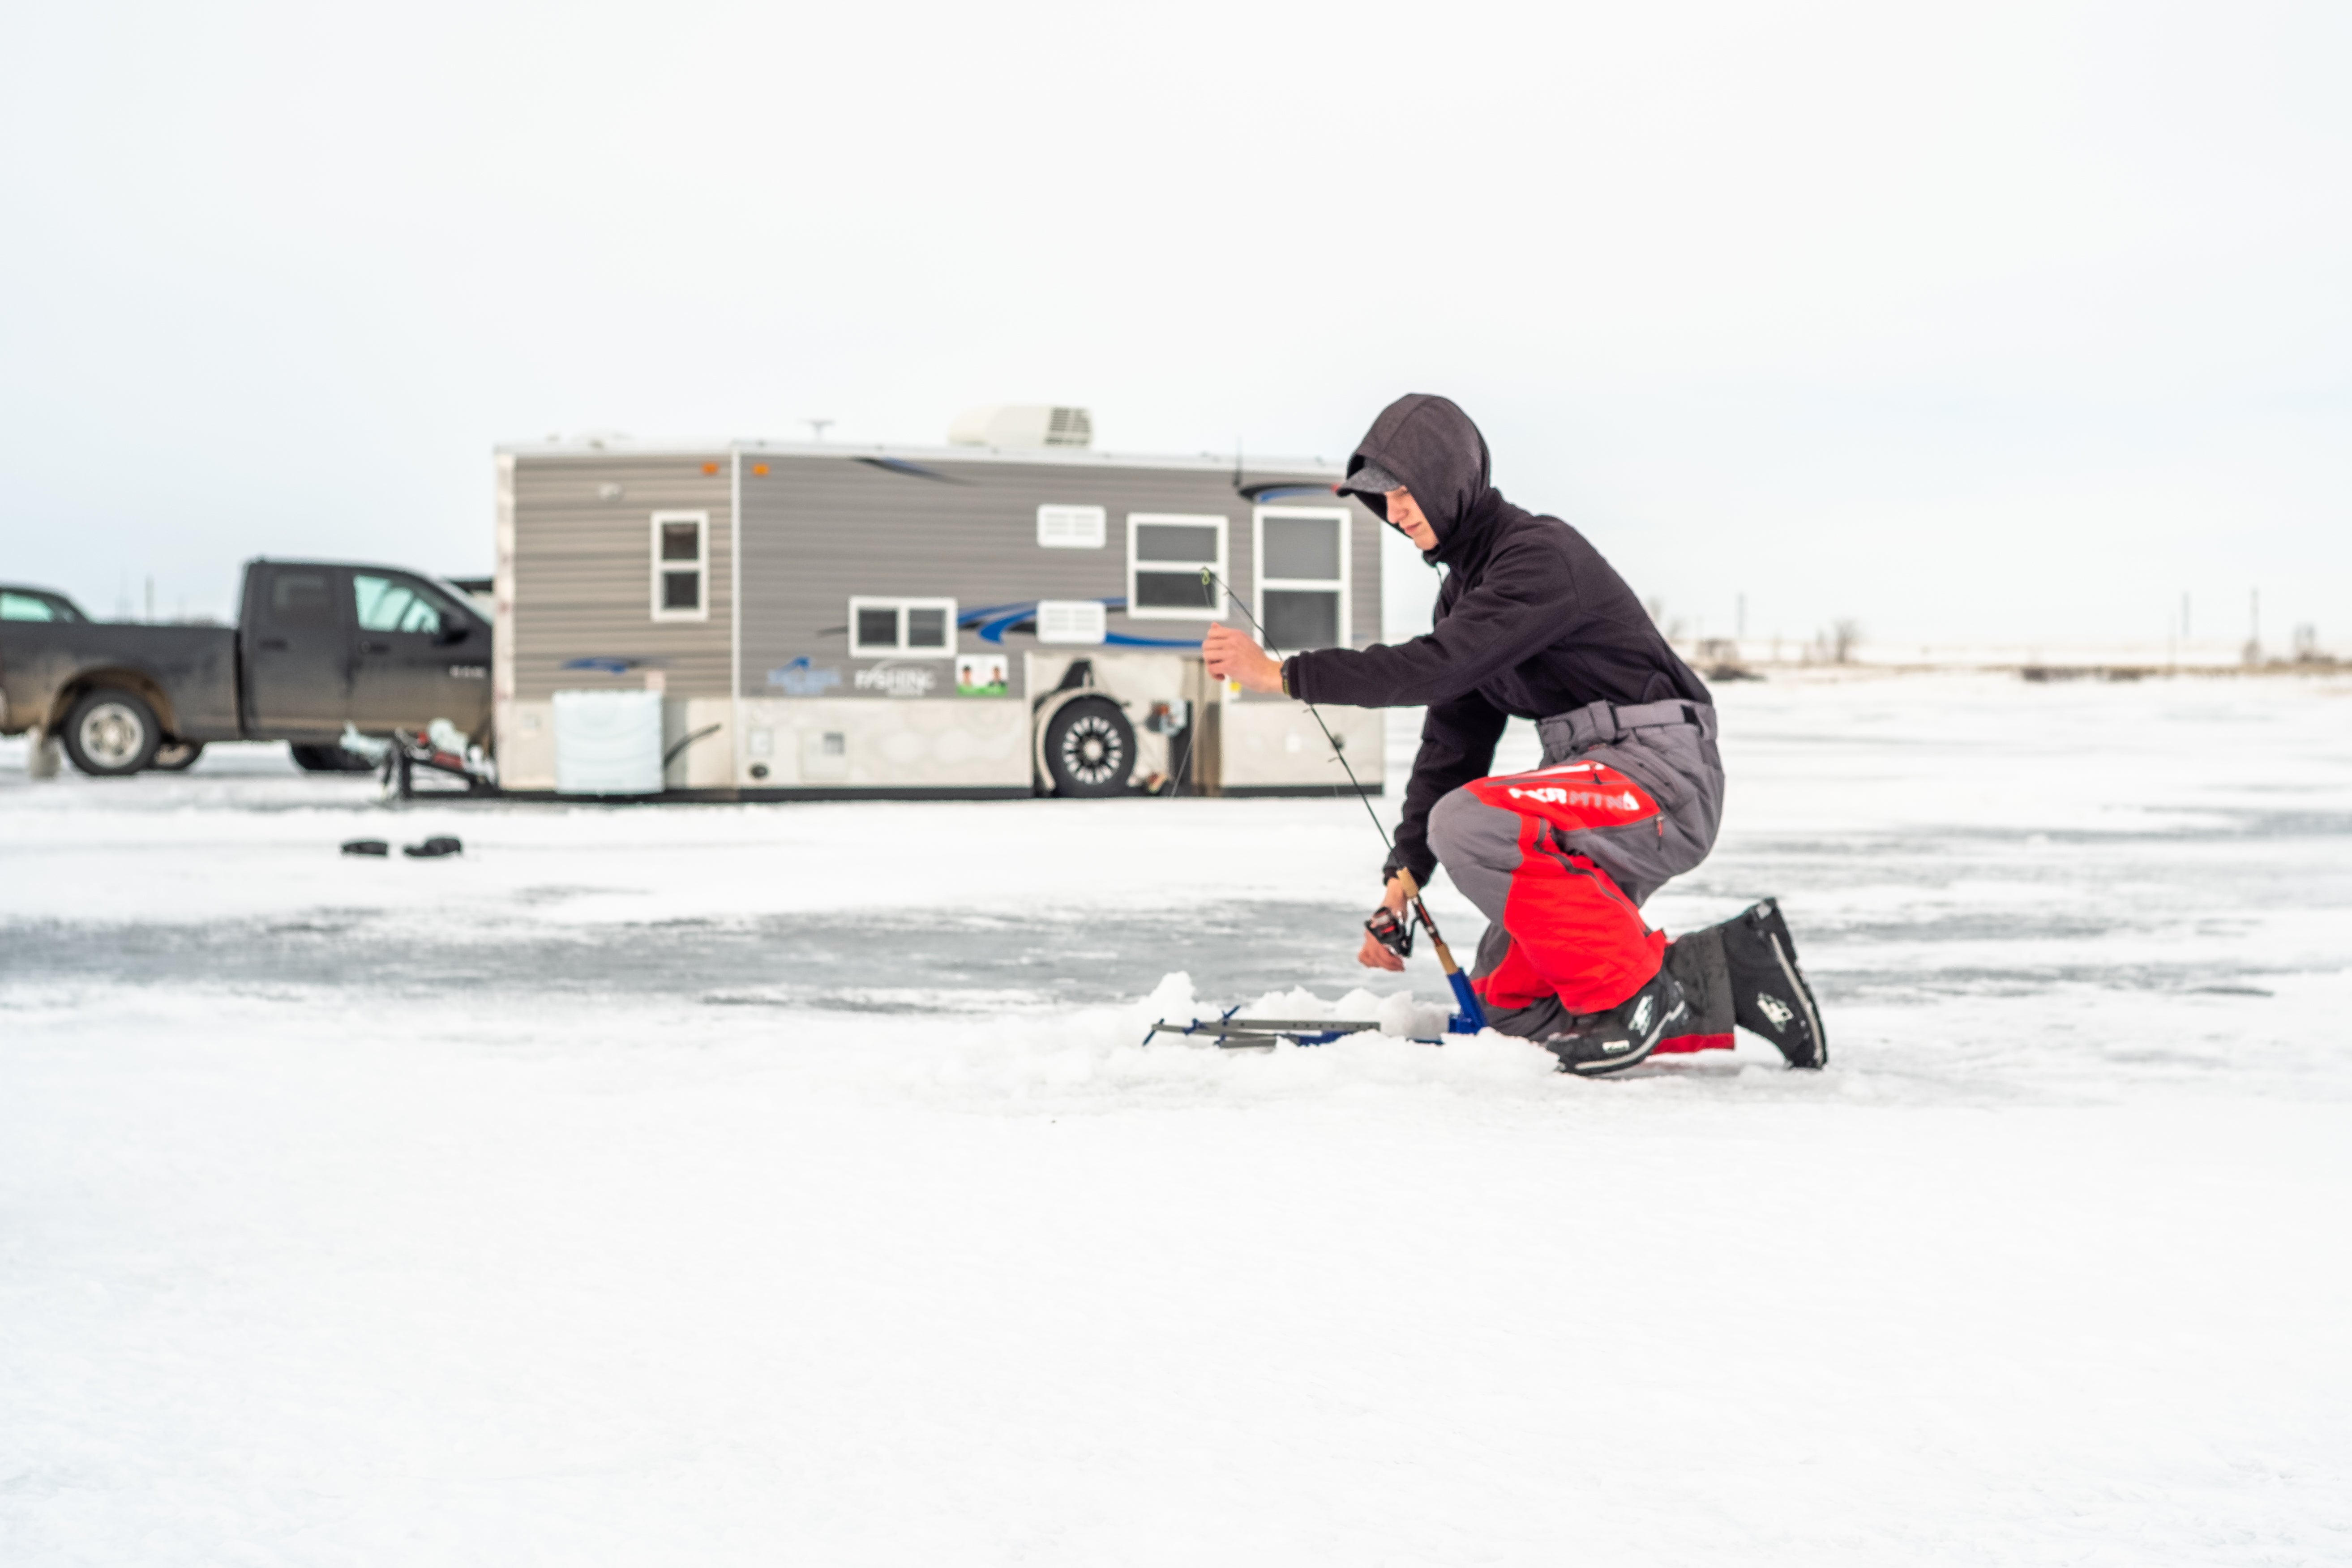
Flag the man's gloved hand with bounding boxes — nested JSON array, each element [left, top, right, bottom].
[[1356, 874, 1414, 972]]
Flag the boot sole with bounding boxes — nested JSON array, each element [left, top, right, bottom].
[[1559, 995, 1688, 1077]]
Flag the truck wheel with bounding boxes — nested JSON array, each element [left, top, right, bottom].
[[1041, 696, 1136, 797], [149, 741, 205, 772], [289, 743, 377, 773], [62, 688, 163, 776]]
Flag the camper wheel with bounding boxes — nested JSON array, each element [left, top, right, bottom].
[[1041, 696, 1136, 798]]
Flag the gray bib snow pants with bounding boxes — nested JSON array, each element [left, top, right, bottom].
[[1425, 698, 1725, 1022]]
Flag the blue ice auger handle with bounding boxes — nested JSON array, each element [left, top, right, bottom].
[[1393, 869, 1486, 1037], [1446, 969, 1487, 1036]]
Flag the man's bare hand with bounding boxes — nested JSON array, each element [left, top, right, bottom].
[[1201, 623, 1284, 694], [1355, 874, 1414, 971]]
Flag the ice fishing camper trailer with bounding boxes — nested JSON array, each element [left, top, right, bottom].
[[493, 426, 1385, 798]]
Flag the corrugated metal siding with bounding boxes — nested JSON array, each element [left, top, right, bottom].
[[508, 454, 735, 701], [736, 454, 1378, 700]]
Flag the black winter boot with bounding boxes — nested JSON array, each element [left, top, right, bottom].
[[1538, 968, 1690, 1077], [1721, 899, 1827, 1068]]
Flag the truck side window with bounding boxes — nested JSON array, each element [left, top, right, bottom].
[[353, 574, 446, 635], [269, 572, 337, 627], [1, 591, 60, 621]]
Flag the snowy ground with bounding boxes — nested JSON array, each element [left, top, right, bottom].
[[4, 673, 2351, 1565]]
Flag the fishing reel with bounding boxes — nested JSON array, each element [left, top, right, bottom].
[[1364, 904, 1415, 959]]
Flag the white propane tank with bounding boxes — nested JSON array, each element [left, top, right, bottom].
[[553, 690, 664, 795]]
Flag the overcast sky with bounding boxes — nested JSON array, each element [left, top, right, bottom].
[[3, 0, 2345, 650]]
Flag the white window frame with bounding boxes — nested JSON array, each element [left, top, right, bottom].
[[1253, 506, 1353, 653], [848, 595, 959, 659], [1037, 504, 1107, 549], [1125, 513, 1229, 621], [650, 510, 710, 622]]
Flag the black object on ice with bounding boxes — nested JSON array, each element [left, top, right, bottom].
[[341, 839, 390, 856], [401, 836, 463, 859], [1537, 968, 1689, 1077]]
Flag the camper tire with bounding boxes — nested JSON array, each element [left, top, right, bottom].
[[1041, 696, 1136, 798], [62, 688, 163, 776]]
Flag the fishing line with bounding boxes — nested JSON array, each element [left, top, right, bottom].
[[1198, 567, 1392, 852], [1196, 566, 1486, 1032]]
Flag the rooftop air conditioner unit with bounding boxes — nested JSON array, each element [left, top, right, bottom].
[[947, 405, 1092, 449]]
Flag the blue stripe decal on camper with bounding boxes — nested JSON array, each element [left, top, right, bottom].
[[955, 598, 1197, 648]]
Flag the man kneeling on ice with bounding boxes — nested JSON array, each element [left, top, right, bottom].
[[1204, 394, 1825, 1075]]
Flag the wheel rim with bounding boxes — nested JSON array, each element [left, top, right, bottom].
[[77, 702, 148, 768], [1059, 714, 1124, 785]]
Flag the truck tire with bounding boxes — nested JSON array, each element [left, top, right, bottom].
[[1041, 696, 1136, 797], [289, 743, 377, 773], [149, 741, 205, 771], [62, 688, 163, 776]]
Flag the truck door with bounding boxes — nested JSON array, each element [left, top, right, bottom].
[[348, 571, 490, 737], [242, 565, 352, 737]]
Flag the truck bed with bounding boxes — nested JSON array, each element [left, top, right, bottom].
[[0, 622, 240, 740]]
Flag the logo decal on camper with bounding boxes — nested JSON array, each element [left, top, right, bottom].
[[955, 654, 1008, 698], [855, 664, 936, 698], [768, 657, 843, 696]]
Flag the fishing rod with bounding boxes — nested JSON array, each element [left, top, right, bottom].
[[1199, 567, 1487, 1034]]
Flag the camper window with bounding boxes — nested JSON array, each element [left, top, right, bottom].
[[1126, 514, 1227, 620], [848, 596, 958, 657], [1254, 507, 1350, 652], [650, 511, 709, 621]]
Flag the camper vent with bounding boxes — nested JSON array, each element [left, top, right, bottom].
[[1037, 505, 1106, 548], [1036, 600, 1108, 645], [947, 404, 1094, 449]]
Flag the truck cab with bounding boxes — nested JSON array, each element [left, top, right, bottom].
[[239, 562, 491, 745]]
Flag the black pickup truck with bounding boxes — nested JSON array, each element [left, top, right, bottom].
[[0, 560, 492, 775]]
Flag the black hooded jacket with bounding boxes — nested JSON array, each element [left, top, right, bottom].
[[1283, 394, 1709, 888]]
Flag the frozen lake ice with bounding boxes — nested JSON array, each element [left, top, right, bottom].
[[4, 671, 2350, 1564]]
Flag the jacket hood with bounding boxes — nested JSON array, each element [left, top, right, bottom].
[[1343, 394, 1497, 566]]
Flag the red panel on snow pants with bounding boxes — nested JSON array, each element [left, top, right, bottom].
[[1444, 763, 1669, 1016]]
